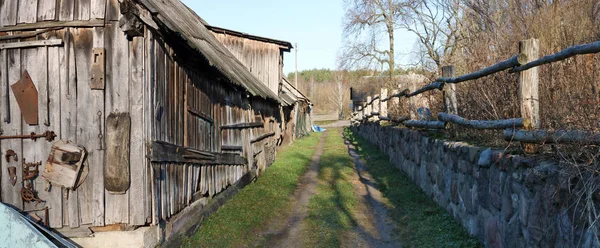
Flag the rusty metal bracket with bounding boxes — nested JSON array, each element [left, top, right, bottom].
[[0, 131, 56, 142], [10, 70, 39, 125], [5, 149, 18, 162], [23, 159, 41, 181], [91, 48, 105, 90]]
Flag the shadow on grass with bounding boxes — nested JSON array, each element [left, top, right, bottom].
[[342, 128, 482, 248], [304, 129, 389, 248]]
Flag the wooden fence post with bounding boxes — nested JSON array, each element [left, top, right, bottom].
[[442, 66, 458, 115], [365, 96, 372, 121], [372, 94, 380, 121], [518, 38, 540, 153], [380, 88, 388, 119]]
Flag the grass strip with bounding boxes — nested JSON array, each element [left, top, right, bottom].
[[344, 128, 482, 248], [183, 133, 323, 248], [303, 129, 359, 247]]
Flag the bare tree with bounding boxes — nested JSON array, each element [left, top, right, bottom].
[[399, 0, 463, 71], [341, 0, 406, 78], [328, 71, 349, 119]]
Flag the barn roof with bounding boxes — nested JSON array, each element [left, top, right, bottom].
[[206, 25, 293, 52], [137, 0, 283, 103]]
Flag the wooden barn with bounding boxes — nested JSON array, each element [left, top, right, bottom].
[[207, 26, 312, 145], [0, 0, 309, 246]]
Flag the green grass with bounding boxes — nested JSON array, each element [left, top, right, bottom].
[[183, 133, 323, 248], [314, 120, 339, 126], [343, 128, 482, 248], [303, 129, 359, 247]]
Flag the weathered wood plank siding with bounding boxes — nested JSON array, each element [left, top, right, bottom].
[[0, 0, 295, 235]]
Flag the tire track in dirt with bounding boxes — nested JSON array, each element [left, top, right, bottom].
[[261, 132, 328, 248]]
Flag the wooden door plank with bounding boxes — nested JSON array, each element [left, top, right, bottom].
[[129, 36, 146, 225], [37, 0, 57, 21], [74, 27, 105, 226], [105, 0, 120, 21], [75, 0, 90, 21], [0, 0, 19, 27], [104, 23, 130, 225], [90, 0, 105, 20], [60, 28, 79, 228], [44, 41, 63, 228], [59, 0, 75, 21], [21, 45, 48, 212], [18, 0, 38, 24]]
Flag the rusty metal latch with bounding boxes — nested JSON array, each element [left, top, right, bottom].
[[10, 70, 38, 125]]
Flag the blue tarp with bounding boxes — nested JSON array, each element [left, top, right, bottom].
[[312, 125, 326, 132]]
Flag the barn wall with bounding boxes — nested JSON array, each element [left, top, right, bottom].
[[0, 0, 287, 234], [211, 33, 282, 95], [147, 30, 282, 222], [0, 0, 150, 229]]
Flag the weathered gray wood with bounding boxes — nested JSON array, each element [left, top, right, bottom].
[[437, 56, 521, 84], [504, 129, 600, 145], [76, 0, 91, 21], [104, 113, 131, 195], [511, 41, 600, 73], [106, 0, 121, 21], [437, 112, 525, 129], [404, 120, 446, 129], [104, 23, 130, 225], [59, 28, 79, 228], [0, 0, 19, 27], [74, 27, 105, 226], [0, 39, 63, 50], [90, 0, 106, 19], [0, 28, 63, 41], [365, 96, 372, 121], [371, 94, 380, 121], [129, 36, 146, 225], [406, 81, 443, 98], [37, 0, 57, 21], [59, 0, 75, 21], [0, 20, 105, 32], [519, 39, 540, 154], [442, 66, 458, 115], [380, 89, 388, 118], [250, 132, 275, 143], [0, 48, 24, 208], [46, 42, 63, 228], [18, 0, 38, 24], [221, 122, 264, 129]]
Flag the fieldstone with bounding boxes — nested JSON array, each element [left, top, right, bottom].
[[505, 214, 525, 248], [501, 177, 514, 221], [519, 193, 529, 226], [462, 184, 476, 214], [451, 177, 459, 204], [459, 159, 472, 174], [556, 210, 574, 248], [478, 148, 493, 167], [486, 217, 504, 248], [582, 227, 600, 248], [476, 169, 490, 209], [468, 146, 484, 164], [489, 168, 504, 210]]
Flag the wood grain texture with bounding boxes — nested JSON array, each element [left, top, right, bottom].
[[0, 0, 19, 27], [37, 0, 57, 21], [129, 36, 147, 225], [74, 27, 105, 226], [76, 0, 91, 21], [59, 0, 75, 21], [60, 29, 80, 228], [104, 23, 130, 225], [518, 39, 540, 154], [90, 0, 106, 19], [104, 113, 131, 194], [18, 0, 38, 24]]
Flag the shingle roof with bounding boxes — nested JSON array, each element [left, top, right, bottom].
[[138, 0, 282, 103]]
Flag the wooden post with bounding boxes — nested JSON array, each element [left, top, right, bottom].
[[366, 96, 372, 121], [372, 94, 380, 121], [442, 66, 458, 115], [380, 88, 388, 119], [518, 38, 540, 153]]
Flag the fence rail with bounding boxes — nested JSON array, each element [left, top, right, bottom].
[[351, 38, 600, 153]]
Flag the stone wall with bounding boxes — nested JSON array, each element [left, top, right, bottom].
[[353, 123, 599, 248]]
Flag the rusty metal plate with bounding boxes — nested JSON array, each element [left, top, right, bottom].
[[11, 70, 38, 125], [90, 48, 105, 90]]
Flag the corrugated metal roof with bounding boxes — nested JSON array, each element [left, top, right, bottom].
[[138, 0, 283, 103]]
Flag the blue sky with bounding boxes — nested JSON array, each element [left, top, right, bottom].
[[182, 0, 417, 74]]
